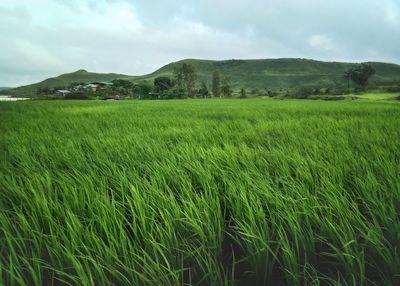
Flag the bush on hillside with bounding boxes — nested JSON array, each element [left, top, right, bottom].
[[290, 86, 314, 98], [385, 85, 400, 93], [64, 92, 92, 100]]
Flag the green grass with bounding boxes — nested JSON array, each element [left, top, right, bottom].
[[354, 92, 400, 101], [1, 98, 399, 285]]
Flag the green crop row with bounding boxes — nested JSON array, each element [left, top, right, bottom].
[[1, 98, 399, 285]]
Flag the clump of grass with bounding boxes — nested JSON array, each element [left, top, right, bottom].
[[0, 99, 399, 285]]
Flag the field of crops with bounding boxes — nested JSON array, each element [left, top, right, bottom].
[[1, 98, 399, 286]]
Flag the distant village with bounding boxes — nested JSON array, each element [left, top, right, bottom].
[[37, 63, 235, 100], [55, 81, 123, 100]]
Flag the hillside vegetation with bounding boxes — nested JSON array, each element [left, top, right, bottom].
[[4, 70, 135, 97], [140, 58, 400, 89], [4, 59, 400, 97], [1, 99, 399, 285]]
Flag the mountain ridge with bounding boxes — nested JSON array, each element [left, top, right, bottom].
[[4, 58, 400, 97]]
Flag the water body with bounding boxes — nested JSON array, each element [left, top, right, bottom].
[[0, 95, 29, 101]]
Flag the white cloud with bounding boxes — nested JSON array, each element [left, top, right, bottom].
[[384, 0, 400, 25], [308, 34, 340, 54]]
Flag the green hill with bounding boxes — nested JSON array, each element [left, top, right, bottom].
[[5, 59, 400, 97], [4, 70, 136, 97], [138, 58, 400, 90]]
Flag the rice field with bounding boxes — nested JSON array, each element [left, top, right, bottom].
[[0, 98, 399, 286]]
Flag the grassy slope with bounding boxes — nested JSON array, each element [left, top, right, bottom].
[[355, 92, 400, 101], [136, 58, 400, 89], [1, 99, 399, 286], [5, 59, 400, 97], [4, 70, 136, 97]]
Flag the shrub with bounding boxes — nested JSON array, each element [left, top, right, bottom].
[[385, 85, 400, 93], [64, 92, 91, 100]]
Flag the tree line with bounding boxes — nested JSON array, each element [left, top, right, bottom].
[[112, 63, 235, 99], [149, 63, 233, 99], [343, 63, 376, 93], [37, 62, 379, 99], [287, 63, 377, 99], [36, 63, 236, 99]]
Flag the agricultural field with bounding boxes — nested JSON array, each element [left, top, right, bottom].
[[1, 98, 400, 286]]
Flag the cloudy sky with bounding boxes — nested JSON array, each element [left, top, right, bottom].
[[1, 0, 399, 86]]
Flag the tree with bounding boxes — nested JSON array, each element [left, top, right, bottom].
[[110, 79, 134, 97], [221, 77, 232, 97], [343, 70, 352, 94], [345, 63, 376, 88], [198, 81, 210, 98], [133, 82, 152, 99], [174, 63, 197, 97], [212, 71, 221, 97], [239, 88, 247, 98], [292, 86, 314, 98], [154, 77, 173, 93], [250, 88, 259, 96], [111, 79, 133, 89]]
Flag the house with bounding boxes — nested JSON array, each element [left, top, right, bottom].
[[57, 90, 71, 97], [93, 82, 113, 91], [84, 84, 98, 92], [73, 85, 84, 91], [82, 82, 113, 92]]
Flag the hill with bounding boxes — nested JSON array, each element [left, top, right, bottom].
[[138, 58, 400, 90], [0, 87, 11, 91], [4, 59, 400, 97], [4, 70, 136, 97]]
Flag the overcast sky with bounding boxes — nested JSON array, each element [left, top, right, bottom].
[[1, 0, 399, 86]]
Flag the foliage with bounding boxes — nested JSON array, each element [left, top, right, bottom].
[[221, 77, 232, 97], [197, 81, 210, 98], [133, 82, 153, 99], [131, 59, 400, 93], [250, 88, 260, 96], [1, 99, 400, 285], [239, 88, 247, 98], [345, 63, 376, 87], [174, 63, 197, 98], [328, 85, 348, 95], [7, 69, 134, 97], [112, 79, 134, 89], [212, 71, 221, 97], [154, 77, 173, 93], [384, 85, 400, 93], [6, 59, 400, 98], [287, 86, 315, 98], [266, 89, 278, 97], [64, 92, 92, 100]]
